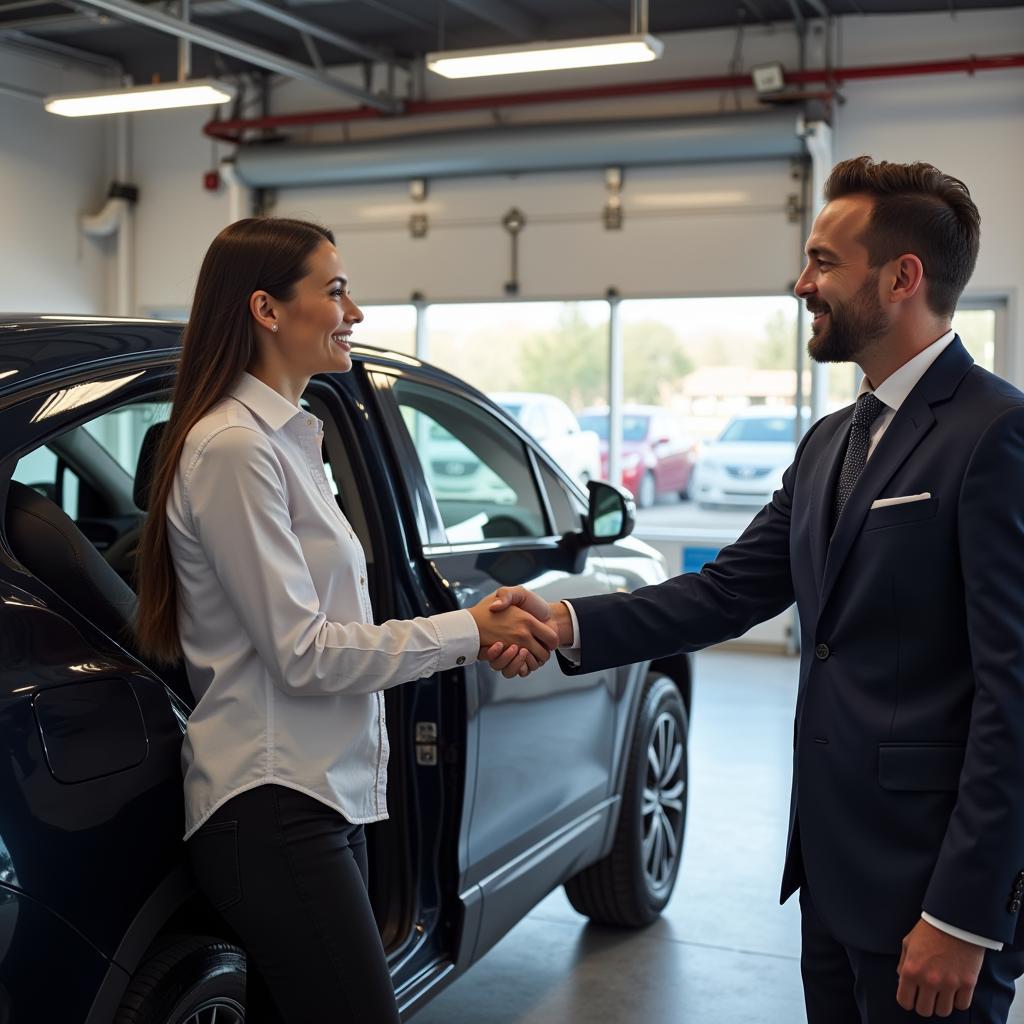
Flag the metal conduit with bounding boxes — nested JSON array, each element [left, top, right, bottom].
[[233, 110, 803, 188]]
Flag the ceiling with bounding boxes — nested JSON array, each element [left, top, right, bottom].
[[2, 0, 1022, 89]]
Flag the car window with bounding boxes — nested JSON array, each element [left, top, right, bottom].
[[392, 379, 548, 544], [11, 446, 81, 518], [719, 415, 794, 443], [11, 398, 171, 520], [538, 461, 585, 535], [578, 413, 608, 440], [83, 400, 172, 475]]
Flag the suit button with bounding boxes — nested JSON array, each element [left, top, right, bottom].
[[456, 656, 466, 666], [1010, 899, 1022, 914], [815, 643, 831, 661]]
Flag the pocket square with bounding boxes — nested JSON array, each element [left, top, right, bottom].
[[870, 492, 931, 510]]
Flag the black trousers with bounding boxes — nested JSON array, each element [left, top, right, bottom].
[[186, 784, 402, 1024], [801, 886, 1024, 1024]]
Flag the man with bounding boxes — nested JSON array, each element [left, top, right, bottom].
[[488, 156, 1024, 1022]]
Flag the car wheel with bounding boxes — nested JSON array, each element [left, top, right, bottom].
[[637, 470, 657, 509], [114, 935, 246, 1024], [564, 673, 688, 927]]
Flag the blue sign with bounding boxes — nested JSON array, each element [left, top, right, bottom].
[[683, 546, 721, 575]]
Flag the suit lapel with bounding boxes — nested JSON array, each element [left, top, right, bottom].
[[808, 414, 849, 592], [816, 337, 973, 615]]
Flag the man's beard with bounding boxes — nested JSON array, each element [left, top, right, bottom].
[[807, 271, 888, 363]]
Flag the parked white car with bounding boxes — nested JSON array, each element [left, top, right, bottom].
[[692, 406, 800, 510], [491, 392, 601, 487]]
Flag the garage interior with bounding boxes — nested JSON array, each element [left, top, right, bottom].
[[3, 0, 1024, 1020]]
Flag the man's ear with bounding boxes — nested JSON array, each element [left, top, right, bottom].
[[889, 254, 926, 304], [249, 290, 278, 332]]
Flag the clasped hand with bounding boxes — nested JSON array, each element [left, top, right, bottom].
[[468, 587, 568, 678]]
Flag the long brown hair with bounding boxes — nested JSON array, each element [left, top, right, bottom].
[[824, 156, 980, 318], [135, 217, 335, 663]]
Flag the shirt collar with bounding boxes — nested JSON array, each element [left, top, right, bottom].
[[229, 372, 304, 433], [857, 329, 957, 413]]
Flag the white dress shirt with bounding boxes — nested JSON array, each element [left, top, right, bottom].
[[565, 329, 1000, 949], [167, 372, 480, 840]]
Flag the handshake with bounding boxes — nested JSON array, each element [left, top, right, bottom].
[[467, 587, 574, 678]]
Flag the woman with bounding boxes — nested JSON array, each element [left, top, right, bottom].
[[135, 217, 557, 1021]]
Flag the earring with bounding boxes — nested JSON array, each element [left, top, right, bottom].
[[271, 324, 279, 333]]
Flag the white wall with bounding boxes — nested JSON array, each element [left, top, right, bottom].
[[832, 12, 1024, 377], [131, 107, 233, 315], [0, 48, 115, 313]]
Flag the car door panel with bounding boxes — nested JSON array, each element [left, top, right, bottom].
[[376, 373, 621, 900]]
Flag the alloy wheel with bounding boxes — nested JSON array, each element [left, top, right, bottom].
[[183, 997, 245, 1024], [641, 710, 686, 899]]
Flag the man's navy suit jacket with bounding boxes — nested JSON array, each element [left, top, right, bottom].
[[563, 338, 1024, 953]]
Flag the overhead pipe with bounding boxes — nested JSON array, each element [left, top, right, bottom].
[[231, 110, 805, 188], [204, 52, 1024, 143]]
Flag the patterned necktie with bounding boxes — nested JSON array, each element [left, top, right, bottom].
[[832, 391, 887, 529]]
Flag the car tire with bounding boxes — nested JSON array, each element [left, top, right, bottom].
[[114, 935, 247, 1024], [637, 471, 657, 509], [564, 673, 688, 927]]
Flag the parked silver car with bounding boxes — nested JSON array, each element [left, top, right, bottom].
[[692, 406, 800, 509]]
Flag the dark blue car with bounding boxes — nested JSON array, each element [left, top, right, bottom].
[[0, 316, 691, 1023]]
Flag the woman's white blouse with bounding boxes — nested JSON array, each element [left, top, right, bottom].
[[167, 372, 480, 839]]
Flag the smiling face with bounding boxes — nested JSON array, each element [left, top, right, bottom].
[[269, 239, 363, 378], [795, 194, 890, 365]]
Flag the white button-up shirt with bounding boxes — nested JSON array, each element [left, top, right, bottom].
[[167, 372, 480, 839]]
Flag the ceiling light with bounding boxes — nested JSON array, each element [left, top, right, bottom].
[[45, 79, 236, 118], [426, 34, 663, 80]]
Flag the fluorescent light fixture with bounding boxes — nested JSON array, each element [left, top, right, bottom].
[[427, 33, 663, 79], [45, 79, 236, 118]]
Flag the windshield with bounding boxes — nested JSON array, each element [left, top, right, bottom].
[[719, 415, 794, 443], [578, 414, 650, 442]]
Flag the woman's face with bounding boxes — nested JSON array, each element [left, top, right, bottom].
[[272, 240, 363, 376]]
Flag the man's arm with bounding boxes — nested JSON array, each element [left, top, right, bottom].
[[917, 406, 1024, 942]]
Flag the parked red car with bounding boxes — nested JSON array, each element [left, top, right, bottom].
[[578, 404, 697, 507]]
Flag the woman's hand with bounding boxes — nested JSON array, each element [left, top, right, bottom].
[[469, 590, 559, 679]]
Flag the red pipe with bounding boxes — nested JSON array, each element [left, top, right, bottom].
[[204, 52, 1024, 143]]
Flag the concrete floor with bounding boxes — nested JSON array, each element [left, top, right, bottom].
[[414, 648, 1024, 1024]]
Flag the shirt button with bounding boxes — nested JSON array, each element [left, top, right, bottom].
[[456, 656, 466, 666], [360, 576, 366, 585], [815, 643, 831, 661]]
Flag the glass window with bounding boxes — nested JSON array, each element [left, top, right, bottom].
[[83, 400, 171, 475], [360, 304, 417, 356], [953, 308, 996, 372], [12, 447, 80, 518], [538, 461, 585, 536], [425, 301, 610, 413], [392, 379, 548, 544]]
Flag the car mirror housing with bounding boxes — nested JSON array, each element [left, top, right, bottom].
[[585, 480, 635, 543], [557, 480, 635, 574]]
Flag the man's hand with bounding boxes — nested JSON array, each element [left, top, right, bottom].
[[896, 918, 985, 1017], [469, 590, 559, 679]]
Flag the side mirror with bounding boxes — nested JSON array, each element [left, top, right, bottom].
[[584, 479, 635, 543], [556, 480, 636, 575]]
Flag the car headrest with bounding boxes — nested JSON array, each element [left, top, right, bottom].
[[5, 480, 137, 645], [134, 421, 167, 512]]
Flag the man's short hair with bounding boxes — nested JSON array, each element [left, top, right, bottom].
[[824, 156, 980, 318]]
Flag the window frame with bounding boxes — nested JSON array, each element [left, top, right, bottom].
[[370, 368, 589, 555]]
